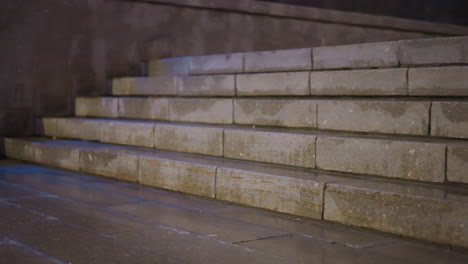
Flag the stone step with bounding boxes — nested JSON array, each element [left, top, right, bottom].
[[76, 97, 468, 138], [148, 36, 468, 76], [114, 66, 468, 97], [5, 137, 468, 249], [42, 117, 468, 184]]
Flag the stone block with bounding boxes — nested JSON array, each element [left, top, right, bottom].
[[54, 118, 101, 141], [33, 142, 80, 171], [310, 68, 407, 96], [236, 72, 309, 96], [154, 124, 223, 156], [178, 75, 235, 96], [100, 120, 154, 148], [75, 97, 119, 118], [234, 99, 316, 127], [244, 48, 312, 72], [224, 129, 316, 168], [216, 167, 324, 218], [409, 66, 468, 96], [42, 118, 57, 136], [189, 53, 243, 75], [169, 98, 233, 124], [324, 182, 468, 248], [313, 41, 399, 69], [139, 156, 216, 197], [318, 101, 430, 135], [148, 57, 190, 76], [4, 139, 34, 162], [118, 98, 169, 120], [447, 145, 468, 184], [399, 36, 468, 65], [80, 150, 139, 182], [316, 137, 446, 182], [112, 77, 178, 96], [431, 102, 468, 138]]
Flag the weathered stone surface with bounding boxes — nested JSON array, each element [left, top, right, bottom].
[[318, 101, 430, 135], [216, 167, 324, 218], [75, 97, 119, 118], [139, 156, 216, 197], [53, 118, 101, 141], [244, 48, 312, 72], [399, 36, 468, 65], [224, 129, 316, 168], [118, 98, 169, 120], [189, 53, 243, 75], [237, 72, 309, 96], [80, 150, 139, 182], [113, 77, 178, 96], [148, 57, 190, 76], [154, 124, 223, 156], [169, 98, 233, 124], [313, 41, 399, 70], [42, 118, 57, 136], [310, 68, 407, 95], [33, 143, 80, 171], [178, 75, 235, 96], [4, 139, 34, 162], [447, 145, 468, 184], [409, 67, 468, 96], [316, 137, 445, 182], [234, 99, 316, 127], [100, 121, 154, 148], [324, 182, 468, 248], [431, 102, 468, 138]]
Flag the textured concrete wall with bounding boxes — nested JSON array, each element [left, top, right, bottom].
[[260, 0, 468, 26], [0, 0, 465, 157]]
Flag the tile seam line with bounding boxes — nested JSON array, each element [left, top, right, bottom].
[[232, 233, 293, 244]]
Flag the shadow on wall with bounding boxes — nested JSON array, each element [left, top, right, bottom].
[[258, 0, 468, 26]]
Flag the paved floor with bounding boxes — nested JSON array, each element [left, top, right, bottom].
[[0, 160, 467, 264]]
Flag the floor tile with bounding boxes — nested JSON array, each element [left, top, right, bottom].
[[0, 220, 180, 264], [110, 226, 285, 264], [110, 201, 287, 242], [11, 197, 150, 234]]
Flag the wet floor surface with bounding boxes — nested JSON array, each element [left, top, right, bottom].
[[0, 160, 467, 264]]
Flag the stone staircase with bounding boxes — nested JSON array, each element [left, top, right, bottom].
[[5, 36, 468, 249]]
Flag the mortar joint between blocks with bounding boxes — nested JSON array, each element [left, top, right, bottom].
[[214, 166, 219, 199], [427, 102, 433, 136], [405, 67, 410, 96], [444, 145, 449, 183]]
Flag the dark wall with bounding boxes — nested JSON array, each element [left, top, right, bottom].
[[0, 0, 458, 157], [259, 0, 468, 26]]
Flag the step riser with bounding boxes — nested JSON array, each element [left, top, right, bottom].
[[324, 183, 468, 248], [6, 138, 467, 249], [317, 137, 446, 183], [75, 98, 468, 138], [148, 37, 468, 75], [115, 66, 468, 97], [43, 118, 467, 184]]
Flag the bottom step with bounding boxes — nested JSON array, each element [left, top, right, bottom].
[[5, 137, 468, 249]]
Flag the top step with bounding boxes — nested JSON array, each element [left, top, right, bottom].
[[149, 36, 468, 76]]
